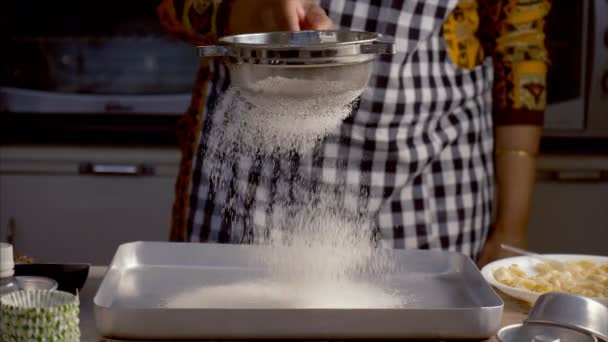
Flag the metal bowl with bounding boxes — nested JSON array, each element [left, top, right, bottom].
[[197, 30, 394, 97], [526, 292, 608, 341], [498, 323, 597, 342], [16, 263, 90, 295], [15, 276, 58, 291]]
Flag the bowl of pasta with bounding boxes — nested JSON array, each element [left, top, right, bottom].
[[481, 254, 608, 305]]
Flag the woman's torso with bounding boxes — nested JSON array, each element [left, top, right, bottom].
[[189, 0, 495, 259]]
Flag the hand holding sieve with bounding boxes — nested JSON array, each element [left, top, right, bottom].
[[197, 30, 395, 97]]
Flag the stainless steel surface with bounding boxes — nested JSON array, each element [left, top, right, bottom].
[[219, 30, 378, 45], [526, 292, 608, 341], [197, 30, 395, 97], [497, 323, 597, 342], [359, 41, 395, 54], [198, 30, 395, 66], [16, 276, 58, 291], [94, 241, 503, 340]]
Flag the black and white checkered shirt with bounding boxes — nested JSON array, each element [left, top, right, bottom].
[[188, 0, 494, 259]]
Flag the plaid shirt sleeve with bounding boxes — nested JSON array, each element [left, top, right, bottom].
[[480, 0, 552, 126]]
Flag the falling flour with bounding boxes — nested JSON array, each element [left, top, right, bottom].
[[171, 76, 402, 309], [206, 76, 363, 156]]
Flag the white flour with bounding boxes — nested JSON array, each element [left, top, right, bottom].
[[185, 76, 400, 309], [167, 280, 405, 309], [206, 77, 362, 156], [244, 77, 364, 142]]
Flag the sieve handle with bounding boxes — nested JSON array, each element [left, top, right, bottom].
[[197, 45, 228, 57], [360, 41, 395, 55]]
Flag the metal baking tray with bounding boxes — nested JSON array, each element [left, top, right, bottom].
[[94, 241, 503, 340]]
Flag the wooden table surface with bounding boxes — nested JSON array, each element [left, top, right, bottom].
[[81, 267, 529, 342]]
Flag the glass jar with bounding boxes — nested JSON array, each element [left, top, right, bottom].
[[0, 243, 20, 297]]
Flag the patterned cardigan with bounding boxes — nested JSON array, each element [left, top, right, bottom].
[[156, 0, 551, 241]]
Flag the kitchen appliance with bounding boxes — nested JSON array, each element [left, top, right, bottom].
[[1, 0, 198, 115], [0, 1, 187, 146], [94, 242, 503, 340], [543, 0, 608, 137]]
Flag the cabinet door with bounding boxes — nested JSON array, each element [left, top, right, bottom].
[[528, 180, 608, 256], [0, 174, 175, 264]]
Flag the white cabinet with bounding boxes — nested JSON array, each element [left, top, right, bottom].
[[528, 155, 608, 256], [0, 146, 180, 264], [2, 147, 605, 263]]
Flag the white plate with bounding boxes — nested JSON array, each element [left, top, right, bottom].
[[481, 254, 608, 305]]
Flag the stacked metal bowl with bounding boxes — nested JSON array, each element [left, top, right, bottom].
[[498, 292, 608, 342]]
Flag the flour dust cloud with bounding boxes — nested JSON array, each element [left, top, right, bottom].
[[168, 76, 404, 309]]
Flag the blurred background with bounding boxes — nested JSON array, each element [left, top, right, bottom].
[[1, 0, 607, 264]]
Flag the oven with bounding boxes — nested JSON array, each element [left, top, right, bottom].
[[1, 0, 606, 139], [0, 0, 199, 147], [543, 0, 608, 137]]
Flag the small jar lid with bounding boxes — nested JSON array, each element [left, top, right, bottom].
[[498, 323, 597, 342], [0, 243, 15, 278], [16, 276, 58, 291]]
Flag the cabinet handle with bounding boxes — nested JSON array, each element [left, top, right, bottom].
[[79, 163, 154, 176], [537, 170, 608, 183]]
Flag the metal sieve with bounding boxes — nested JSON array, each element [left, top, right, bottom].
[[197, 30, 395, 97]]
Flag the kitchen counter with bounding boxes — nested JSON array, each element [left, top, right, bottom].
[[80, 266, 529, 342]]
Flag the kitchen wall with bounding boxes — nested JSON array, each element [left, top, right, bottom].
[[1, 144, 607, 265], [528, 153, 608, 256], [1, 0, 606, 264]]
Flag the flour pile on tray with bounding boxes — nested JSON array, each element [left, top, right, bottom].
[[194, 76, 399, 308], [167, 280, 406, 309]]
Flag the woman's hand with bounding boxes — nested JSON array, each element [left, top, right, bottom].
[[227, 0, 334, 35]]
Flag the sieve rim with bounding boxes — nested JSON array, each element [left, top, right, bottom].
[[217, 30, 380, 49], [198, 30, 394, 66]]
